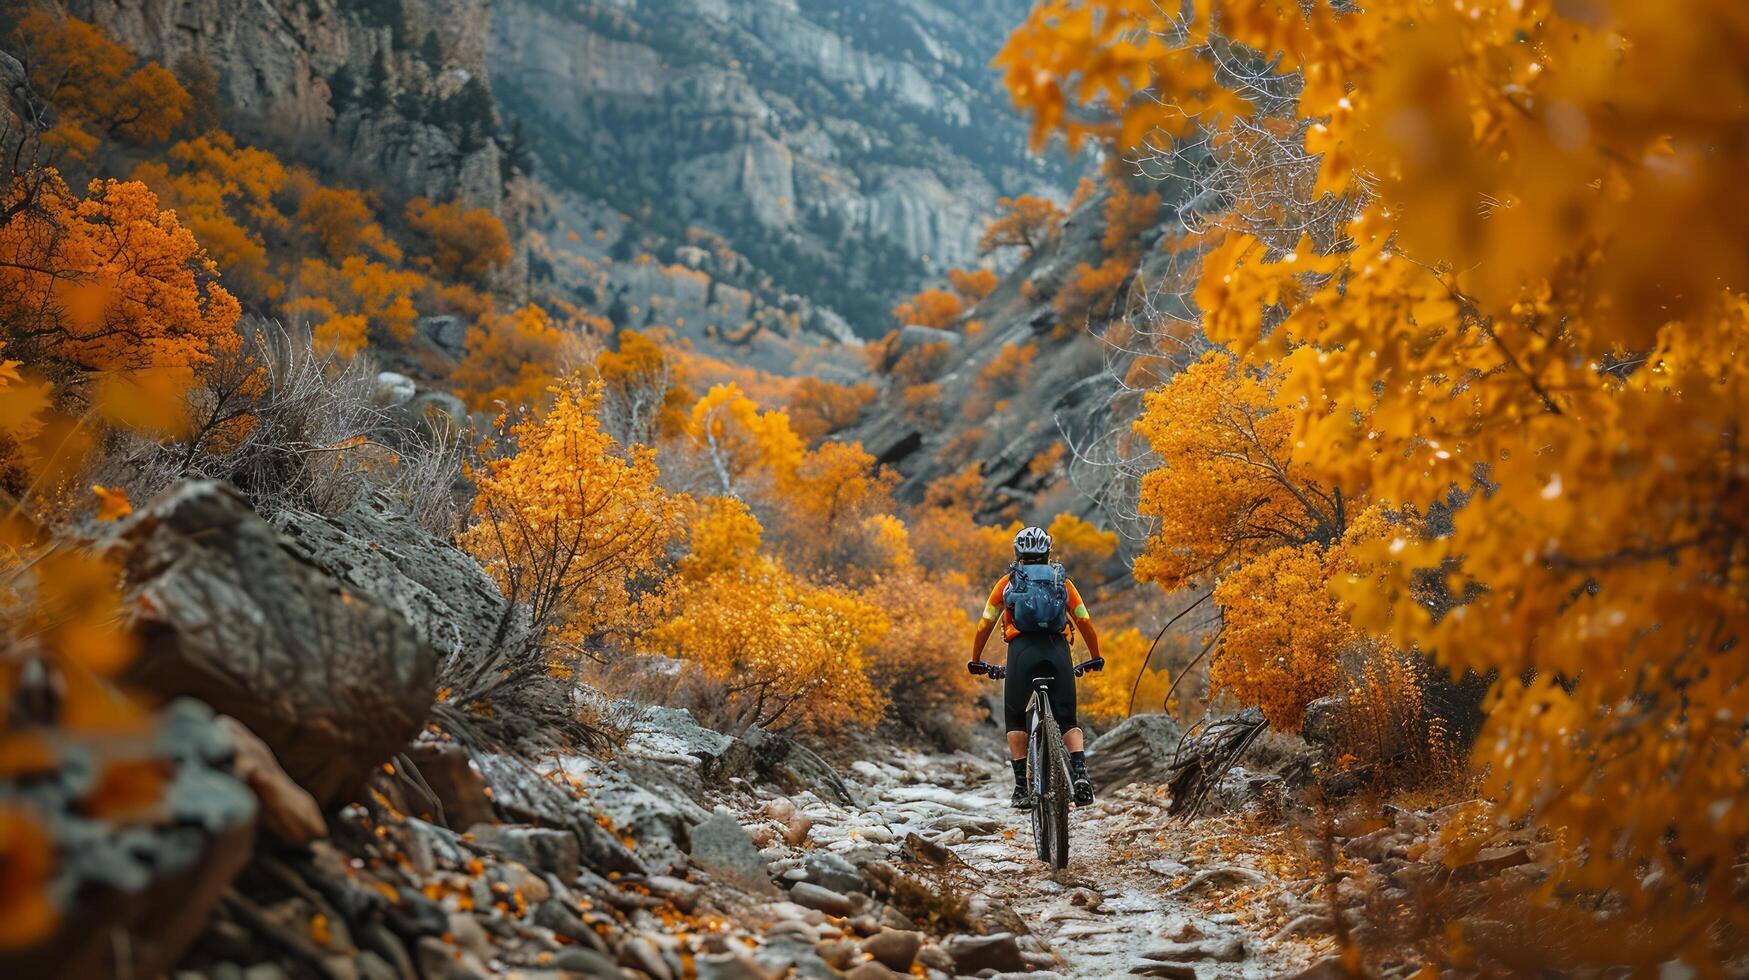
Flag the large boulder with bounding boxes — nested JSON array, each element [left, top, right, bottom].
[[274, 492, 531, 669], [0, 700, 257, 980], [121, 482, 437, 805], [1088, 713, 1184, 792], [711, 727, 857, 807]]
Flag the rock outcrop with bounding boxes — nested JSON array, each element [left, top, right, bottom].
[[121, 482, 437, 806], [70, 0, 507, 210], [492, 0, 1082, 341], [0, 700, 257, 980]]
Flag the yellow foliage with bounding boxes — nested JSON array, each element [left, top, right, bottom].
[[684, 384, 806, 496], [653, 498, 887, 735], [1018, 0, 1749, 953], [461, 381, 680, 648], [1046, 513, 1116, 568], [1080, 627, 1176, 725]]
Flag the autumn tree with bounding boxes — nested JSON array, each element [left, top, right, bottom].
[[891, 287, 964, 330], [11, 11, 191, 160], [947, 267, 999, 302], [460, 380, 680, 658], [452, 304, 589, 412], [1010, 0, 1749, 960], [132, 133, 289, 304], [978, 195, 1065, 259], [594, 329, 689, 447], [0, 174, 241, 380], [404, 197, 512, 286], [650, 497, 887, 735], [785, 377, 876, 444]]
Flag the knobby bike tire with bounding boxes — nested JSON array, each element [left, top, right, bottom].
[[1034, 700, 1072, 870]]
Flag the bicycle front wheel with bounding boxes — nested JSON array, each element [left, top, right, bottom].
[[1031, 704, 1071, 870]]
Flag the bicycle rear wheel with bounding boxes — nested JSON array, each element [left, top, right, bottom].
[[1031, 703, 1071, 870]]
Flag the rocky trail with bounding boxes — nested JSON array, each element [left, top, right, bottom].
[[722, 747, 1330, 979]]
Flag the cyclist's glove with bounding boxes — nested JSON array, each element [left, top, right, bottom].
[[1081, 657, 1106, 674], [967, 660, 988, 676]]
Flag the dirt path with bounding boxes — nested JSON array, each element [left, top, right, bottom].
[[764, 747, 1330, 978]]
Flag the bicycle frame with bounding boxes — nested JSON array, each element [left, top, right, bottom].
[[974, 658, 1099, 869]]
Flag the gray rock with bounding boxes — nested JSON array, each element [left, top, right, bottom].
[[416, 316, 469, 357], [374, 371, 418, 407], [788, 881, 854, 917], [406, 390, 470, 431], [275, 492, 531, 672], [645, 875, 703, 913], [896, 324, 964, 351], [860, 930, 924, 972], [801, 851, 864, 895], [121, 482, 435, 805], [551, 946, 621, 976], [1089, 713, 1185, 793], [1142, 938, 1246, 963], [695, 951, 776, 980], [688, 810, 774, 894], [713, 727, 856, 807], [0, 699, 257, 980], [944, 933, 1025, 975], [466, 825, 581, 881]]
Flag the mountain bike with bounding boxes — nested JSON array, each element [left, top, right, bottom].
[[971, 657, 1101, 870]]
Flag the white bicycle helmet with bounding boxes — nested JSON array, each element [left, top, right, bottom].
[[1013, 525, 1052, 559]]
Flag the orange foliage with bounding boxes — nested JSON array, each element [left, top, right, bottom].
[[650, 498, 887, 735], [947, 267, 999, 302], [0, 174, 241, 378], [132, 133, 288, 303], [976, 341, 1038, 395], [1102, 177, 1161, 255], [892, 288, 965, 330], [595, 329, 689, 445], [453, 305, 584, 411], [295, 186, 402, 262], [785, 378, 876, 444], [979, 195, 1065, 258], [1080, 627, 1178, 725], [12, 11, 191, 159], [404, 197, 512, 286], [1055, 256, 1131, 322]]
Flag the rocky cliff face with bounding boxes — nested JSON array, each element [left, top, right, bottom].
[[491, 0, 1079, 340], [69, 0, 508, 210]]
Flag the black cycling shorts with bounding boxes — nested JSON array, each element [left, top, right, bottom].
[[1003, 630, 1078, 732]]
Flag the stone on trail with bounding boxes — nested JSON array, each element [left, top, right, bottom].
[[859, 929, 925, 971], [1130, 964, 1197, 979], [466, 824, 582, 882], [801, 851, 864, 895], [1143, 937, 1247, 963], [945, 932, 1026, 974], [842, 961, 905, 979], [788, 880, 856, 917], [550, 946, 622, 976], [695, 951, 776, 980], [690, 810, 777, 895]]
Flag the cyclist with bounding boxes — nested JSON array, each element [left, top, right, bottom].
[[969, 525, 1104, 809]]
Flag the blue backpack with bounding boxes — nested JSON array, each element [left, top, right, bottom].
[[1004, 561, 1069, 633]]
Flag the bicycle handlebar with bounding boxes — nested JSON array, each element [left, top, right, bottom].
[[969, 658, 1104, 682]]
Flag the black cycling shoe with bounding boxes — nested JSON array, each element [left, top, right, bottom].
[[1072, 776, 1095, 806], [1010, 785, 1031, 809]]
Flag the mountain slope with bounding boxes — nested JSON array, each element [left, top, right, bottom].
[[491, 0, 1081, 347]]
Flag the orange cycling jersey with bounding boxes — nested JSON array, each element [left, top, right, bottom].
[[980, 572, 1093, 643]]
